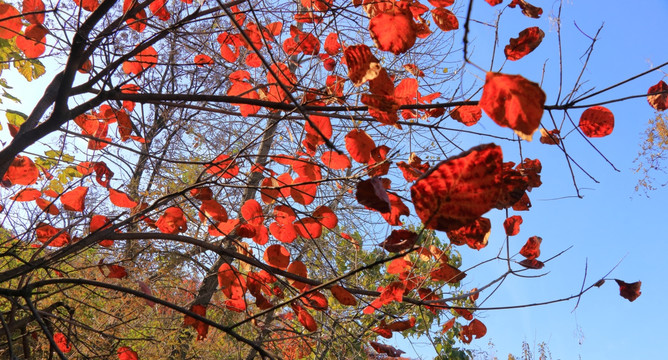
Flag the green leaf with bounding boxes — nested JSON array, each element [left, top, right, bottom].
[[14, 58, 45, 82], [0, 78, 12, 89], [2, 90, 20, 103]]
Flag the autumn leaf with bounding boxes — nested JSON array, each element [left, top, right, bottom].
[[35, 223, 70, 247], [264, 244, 290, 270], [344, 45, 382, 86], [0, 4, 22, 39], [183, 304, 209, 340], [647, 80, 668, 111], [579, 106, 614, 138], [345, 129, 376, 163], [379, 229, 418, 252], [539, 128, 561, 145], [430, 263, 466, 283], [10, 188, 41, 201], [459, 319, 487, 344], [108, 188, 138, 208], [60, 186, 88, 212], [446, 217, 491, 250], [321, 151, 351, 170], [504, 27, 545, 61], [156, 207, 188, 234], [369, 5, 417, 55], [411, 144, 502, 232], [90, 215, 114, 247], [451, 105, 482, 126], [356, 177, 391, 213], [117, 347, 139, 360], [369, 341, 405, 357], [518, 258, 544, 269], [330, 285, 357, 306], [519, 235, 541, 259], [479, 72, 546, 141], [615, 279, 642, 302], [503, 215, 523, 236], [431, 7, 459, 32], [3, 155, 40, 186], [509, 0, 543, 18], [53, 332, 71, 353], [205, 154, 239, 179]]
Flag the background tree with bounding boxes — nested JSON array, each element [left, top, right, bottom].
[[0, 0, 661, 359]]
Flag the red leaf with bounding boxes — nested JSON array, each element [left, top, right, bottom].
[[379, 281, 405, 306], [504, 27, 545, 61], [380, 230, 418, 252], [369, 6, 417, 55], [91, 215, 113, 247], [615, 279, 642, 302], [519, 235, 541, 259], [330, 285, 357, 306], [509, 0, 542, 18], [369, 342, 405, 357], [60, 186, 88, 212], [539, 128, 561, 145], [183, 304, 209, 341], [269, 222, 297, 243], [294, 217, 322, 239], [442, 317, 456, 333], [344, 45, 382, 86], [451, 105, 482, 126], [313, 205, 337, 229], [647, 80, 668, 111], [291, 177, 317, 205], [3, 155, 40, 186], [156, 207, 188, 234], [485, 0, 502, 4], [36, 198, 59, 215], [345, 129, 376, 163], [218, 263, 246, 299], [53, 332, 71, 353], [430, 263, 466, 283], [431, 7, 459, 32], [35, 223, 70, 247], [106, 264, 128, 279], [411, 144, 502, 232], [94, 161, 114, 187], [264, 244, 290, 270], [190, 187, 213, 201], [460, 319, 487, 344], [293, 304, 318, 332], [194, 54, 214, 67], [23, 0, 45, 24], [519, 258, 544, 269], [503, 215, 523, 236], [117, 346, 139, 360], [324, 32, 340, 55], [356, 177, 391, 213], [428, 0, 454, 6], [446, 217, 491, 250], [387, 257, 412, 274], [287, 260, 309, 291], [108, 188, 138, 208], [579, 106, 614, 138], [321, 151, 351, 170], [205, 154, 239, 179], [479, 72, 546, 141], [0, 4, 22, 39], [10, 188, 41, 201], [241, 199, 263, 226]]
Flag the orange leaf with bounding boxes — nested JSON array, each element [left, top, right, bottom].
[[292, 304, 317, 332], [431, 7, 459, 32], [0, 4, 22, 39], [10, 188, 41, 201], [504, 27, 545, 61], [241, 199, 263, 226], [3, 155, 40, 186], [330, 285, 357, 306], [35, 223, 70, 247], [36, 197, 59, 215], [183, 304, 209, 341], [615, 279, 642, 302], [369, 342, 405, 357], [369, 6, 417, 55], [578, 106, 614, 138], [450, 105, 482, 126], [23, 0, 45, 25], [117, 347, 139, 360], [90, 215, 114, 247], [264, 244, 290, 270], [442, 317, 456, 333], [324, 32, 340, 55], [313, 205, 337, 229], [345, 129, 375, 163], [381, 192, 410, 226], [539, 128, 561, 145], [108, 188, 138, 208], [321, 151, 351, 170], [446, 217, 491, 250], [379, 281, 405, 305], [647, 80, 668, 111], [156, 207, 188, 234], [411, 144, 502, 232], [53, 332, 71, 353], [287, 260, 309, 291], [344, 45, 381, 86], [519, 236, 541, 259], [205, 154, 239, 179], [430, 263, 466, 283], [460, 319, 487, 344], [252, 225, 269, 245], [479, 73, 546, 141], [106, 264, 128, 279], [387, 258, 412, 274], [218, 263, 246, 299], [503, 215, 523, 236], [294, 217, 322, 239], [60, 186, 88, 212]]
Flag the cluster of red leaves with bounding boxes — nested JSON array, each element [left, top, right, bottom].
[[183, 304, 209, 340], [518, 236, 544, 269]]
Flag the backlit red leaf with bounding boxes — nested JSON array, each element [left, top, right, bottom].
[[156, 207, 188, 234], [291, 177, 317, 205], [411, 144, 502, 232], [321, 151, 351, 170], [287, 260, 309, 290], [10, 188, 41, 201], [430, 263, 466, 283], [451, 105, 482, 126], [369, 6, 417, 55], [369, 342, 405, 357], [264, 244, 290, 270], [324, 32, 340, 55], [504, 27, 545, 61], [0, 4, 22, 39], [36, 198, 59, 215], [331, 285, 357, 306], [387, 257, 412, 274], [294, 217, 322, 239], [479, 72, 546, 141], [431, 7, 459, 32], [241, 199, 263, 226], [205, 154, 239, 179], [519, 235, 541, 259], [344, 44, 382, 86], [509, 0, 542, 18], [91, 215, 113, 247], [313, 205, 337, 229], [60, 186, 88, 212], [117, 347, 139, 360], [53, 332, 71, 353], [23, 0, 45, 25], [503, 215, 523, 236], [578, 106, 614, 138], [194, 54, 214, 67], [3, 155, 39, 186], [345, 129, 376, 163], [183, 304, 209, 340], [539, 128, 561, 145], [199, 199, 228, 223], [460, 319, 487, 344], [647, 80, 668, 111], [108, 188, 138, 208], [106, 264, 128, 279], [446, 217, 491, 250], [35, 223, 70, 247], [615, 279, 642, 302]]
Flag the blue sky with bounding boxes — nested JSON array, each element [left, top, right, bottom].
[[390, 1, 668, 359]]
